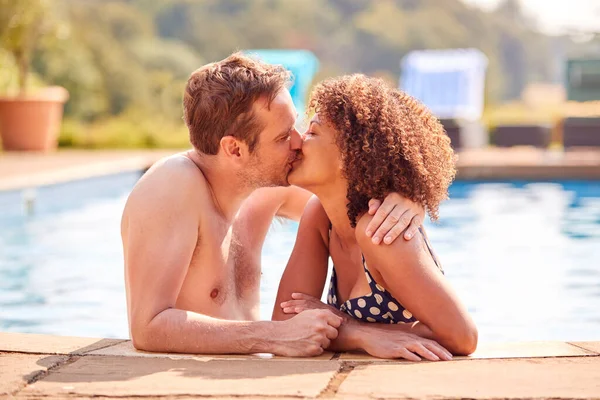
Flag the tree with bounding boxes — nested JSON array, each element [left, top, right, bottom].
[[0, 0, 61, 94]]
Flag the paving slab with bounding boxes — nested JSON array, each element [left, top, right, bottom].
[[0, 353, 67, 396], [0, 332, 125, 355], [339, 340, 593, 361], [468, 340, 594, 359], [337, 356, 600, 399], [14, 396, 265, 400], [570, 341, 600, 354], [87, 340, 335, 361], [14, 396, 295, 400], [20, 356, 340, 398]]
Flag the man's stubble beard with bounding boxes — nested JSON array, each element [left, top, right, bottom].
[[243, 154, 289, 189]]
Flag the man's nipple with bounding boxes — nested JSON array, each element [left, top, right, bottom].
[[210, 288, 219, 299]]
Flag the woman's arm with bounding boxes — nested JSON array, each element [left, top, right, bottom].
[[354, 214, 478, 356], [280, 292, 452, 361], [272, 196, 332, 321], [273, 199, 453, 361]]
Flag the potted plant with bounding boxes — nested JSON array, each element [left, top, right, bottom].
[[0, 0, 68, 152]]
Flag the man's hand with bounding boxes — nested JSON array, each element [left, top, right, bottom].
[[357, 326, 453, 361], [365, 193, 424, 244], [281, 293, 350, 322], [272, 309, 342, 357]]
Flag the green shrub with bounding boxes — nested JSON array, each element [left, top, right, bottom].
[[58, 114, 189, 149]]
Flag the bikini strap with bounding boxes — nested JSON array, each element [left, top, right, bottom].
[[418, 226, 443, 272], [361, 253, 378, 286]]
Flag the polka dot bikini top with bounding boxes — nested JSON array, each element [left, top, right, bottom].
[[326, 227, 443, 324]]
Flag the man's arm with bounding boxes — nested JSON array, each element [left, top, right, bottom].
[[255, 186, 428, 244], [274, 186, 314, 221], [122, 162, 340, 355]]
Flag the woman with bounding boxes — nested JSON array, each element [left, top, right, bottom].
[[272, 74, 477, 361]]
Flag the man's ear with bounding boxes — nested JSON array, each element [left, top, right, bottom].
[[220, 136, 241, 157], [220, 136, 250, 161]]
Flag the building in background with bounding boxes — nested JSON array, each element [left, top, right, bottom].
[[400, 48, 488, 120], [566, 58, 600, 102], [400, 48, 489, 149], [562, 58, 600, 147]]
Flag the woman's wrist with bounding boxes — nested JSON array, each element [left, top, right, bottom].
[[340, 320, 368, 351], [410, 321, 435, 339]]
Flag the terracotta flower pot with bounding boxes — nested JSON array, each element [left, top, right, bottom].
[[0, 86, 69, 152]]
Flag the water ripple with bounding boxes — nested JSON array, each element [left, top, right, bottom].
[[1, 177, 599, 342]]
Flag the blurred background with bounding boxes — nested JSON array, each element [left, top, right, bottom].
[[0, 0, 599, 344], [0, 0, 598, 147]]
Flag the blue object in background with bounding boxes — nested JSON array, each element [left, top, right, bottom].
[[400, 48, 488, 120], [244, 49, 319, 116]]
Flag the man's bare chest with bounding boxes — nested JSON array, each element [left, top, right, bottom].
[[191, 222, 263, 294]]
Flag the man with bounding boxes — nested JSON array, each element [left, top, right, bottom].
[[121, 53, 427, 357]]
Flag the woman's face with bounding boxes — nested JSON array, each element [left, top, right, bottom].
[[288, 113, 342, 190]]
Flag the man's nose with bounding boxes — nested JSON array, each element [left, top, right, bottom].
[[290, 128, 303, 150]]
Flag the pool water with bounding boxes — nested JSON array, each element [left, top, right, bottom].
[[1, 172, 599, 343]]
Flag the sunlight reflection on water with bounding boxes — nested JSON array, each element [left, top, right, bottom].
[[1, 174, 599, 343]]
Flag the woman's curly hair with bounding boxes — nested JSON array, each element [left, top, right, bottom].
[[308, 74, 456, 227]]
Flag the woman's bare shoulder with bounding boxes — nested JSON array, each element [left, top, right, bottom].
[[298, 195, 331, 243], [355, 213, 424, 258]]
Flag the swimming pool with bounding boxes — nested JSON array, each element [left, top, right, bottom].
[[1, 172, 599, 343]]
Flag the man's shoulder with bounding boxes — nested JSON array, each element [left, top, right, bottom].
[[125, 153, 209, 215], [147, 152, 204, 179], [141, 153, 206, 190]]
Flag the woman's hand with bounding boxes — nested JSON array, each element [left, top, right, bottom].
[[366, 193, 425, 244], [281, 293, 350, 322], [357, 326, 453, 361], [281, 293, 452, 361]]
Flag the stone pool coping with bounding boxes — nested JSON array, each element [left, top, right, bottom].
[[0, 149, 175, 191], [1, 332, 600, 399], [1, 148, 600, 192]]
